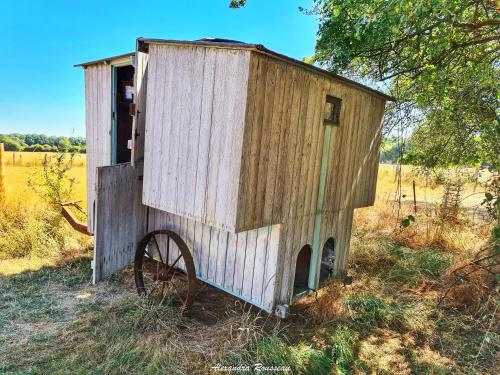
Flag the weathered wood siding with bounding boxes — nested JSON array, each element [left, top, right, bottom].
[[142, 44, 251, 232], [275, 207, 355, 305], [235, 52, 386, 232], [93, 163, 147, 283], [232, 52, 385, 305], [84, 63, 112, 234], [83, 42, 386, 311], [131, 50, 148, 169], [147, 208, 280, 312]]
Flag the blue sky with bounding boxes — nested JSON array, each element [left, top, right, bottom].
[[0, 0, 317, 137]]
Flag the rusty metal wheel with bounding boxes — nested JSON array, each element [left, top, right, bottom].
[[134, 230, 196, 312]]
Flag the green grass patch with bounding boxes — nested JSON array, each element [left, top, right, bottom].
[[328, 325, 359, 375], [250, 333, 332, 374], [346, 295, 400, 329], [384, 248, 451, 285]]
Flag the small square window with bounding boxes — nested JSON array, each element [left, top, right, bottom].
[[324, 95, 342, 126]]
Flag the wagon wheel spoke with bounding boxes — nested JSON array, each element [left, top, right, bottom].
[[134, 230, 196, 312], [137, 264, 155, 282], [166, 236, 170, 266], [165, 277, 186, 307], [152, 234, 164, 264], [166, 254, 183, 276]]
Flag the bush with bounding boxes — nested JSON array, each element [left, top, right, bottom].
[[27, 152, 76, 207], [0, 134, 24, 151]]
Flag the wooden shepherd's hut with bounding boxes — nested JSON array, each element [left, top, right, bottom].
[[76, 38, 392, 316]]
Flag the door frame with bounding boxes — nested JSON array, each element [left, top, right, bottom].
[[308, 123, 333, 290], [110, 56, 135, 165]]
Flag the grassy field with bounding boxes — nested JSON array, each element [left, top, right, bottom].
[[2, 151, 87, 206], [0, 153, 497, 374]]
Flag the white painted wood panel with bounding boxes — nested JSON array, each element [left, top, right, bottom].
[[147, 208, 280, 312], [131, 51, 148, 168], [142, 45, 251, 232], [84, 63, 112, 233]]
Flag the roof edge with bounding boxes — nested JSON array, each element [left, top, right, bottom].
[[138, 38, 395, 102], [74, 52, 135, 68], [253, 45, 395, 102]]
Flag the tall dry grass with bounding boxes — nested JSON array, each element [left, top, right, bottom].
[[0, 152, 89, 263], [4, 151, 86, 167]]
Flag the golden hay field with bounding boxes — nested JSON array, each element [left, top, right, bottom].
[[3, 151, 87, 208], [1, 151, 487, 218]]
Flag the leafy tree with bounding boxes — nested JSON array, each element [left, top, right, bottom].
[[311, 0, 499, 169], [229, 0, 246, 8], [69, 136, 85, 147], [0, 133, 86, 153], [379, 137, 401, 164], [312, 0, 500, 239], [0, 135, 24, 151], [57, 137, 72, 152], [27, 152, 76, 207]]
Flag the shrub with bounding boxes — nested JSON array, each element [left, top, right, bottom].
[[0, 134, 24, 151], [27, 152, 76, 207]]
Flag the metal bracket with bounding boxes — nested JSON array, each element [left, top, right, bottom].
[[275, 304, 289, 319]]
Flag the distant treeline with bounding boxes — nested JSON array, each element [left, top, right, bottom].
[[0, 133, 86, 153]]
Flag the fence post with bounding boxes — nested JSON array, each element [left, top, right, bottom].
[[412, 180, 417, 214], [0, 143, 5, 200], [13, 151, 16, 166]]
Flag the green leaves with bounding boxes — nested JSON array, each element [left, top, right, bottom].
[[401, 214, 416, 228], [312, 0, 499, 170]]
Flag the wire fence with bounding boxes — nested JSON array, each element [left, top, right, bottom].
[[4, 152, 86, 168]]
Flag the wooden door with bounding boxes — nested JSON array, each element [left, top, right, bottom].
[[92, 163, 147, 283]]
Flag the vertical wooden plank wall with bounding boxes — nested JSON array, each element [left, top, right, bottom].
[[131, 51, 149, 169], [236, 53, 386, 232], [93, 163, 146, 283], [84, 63, 112, 234], [142, 44, 251, 232], [111, 44, 386, 310], [236, 53, 387, 305], [147, 208, 281, 312]]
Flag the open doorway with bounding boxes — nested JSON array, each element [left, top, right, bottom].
[[319, 238, 336, 288], [112, 65, 135, 164], [293, 244, 312, 297]]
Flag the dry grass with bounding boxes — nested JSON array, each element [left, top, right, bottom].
[[0, 161, 498, 374], [0, 152, 89, 262], [4, 151, 86, 167], [2, 152, 86, 209]]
